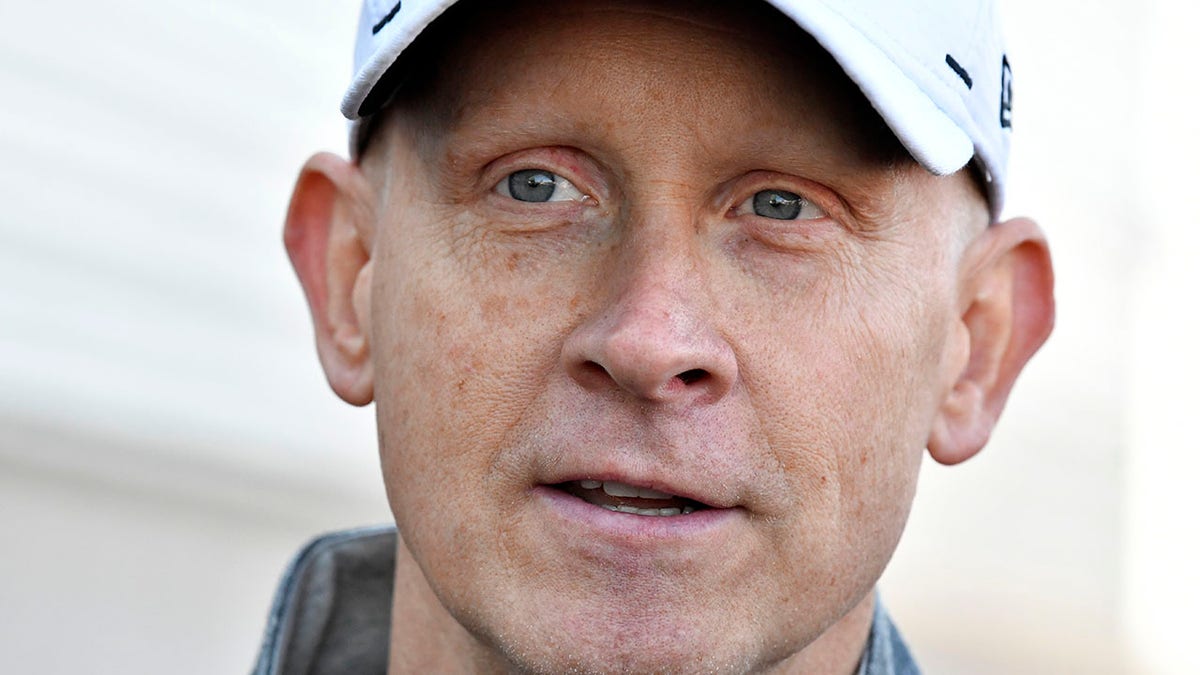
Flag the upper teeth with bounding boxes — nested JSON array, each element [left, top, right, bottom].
[[579, 480, 675, 500], [602, 504, 696, 516]]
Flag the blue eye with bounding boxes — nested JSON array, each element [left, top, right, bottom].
[[736, 189, 826, 221], [508, 169, 556, 202], [498, 169, 588, 203], [755, 190, 802, 219]]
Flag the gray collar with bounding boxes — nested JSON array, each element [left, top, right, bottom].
[[252, 526, 920, 675]]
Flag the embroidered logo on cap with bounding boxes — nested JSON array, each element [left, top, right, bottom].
[[945, 54, 973, 89], [1000, 55, 1013, 129], [372, 1, 402, 35]]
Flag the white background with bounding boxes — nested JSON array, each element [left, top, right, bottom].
[[0, 1, 1196, 673]]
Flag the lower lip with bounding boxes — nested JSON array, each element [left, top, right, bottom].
[[531, 485, 742, 542]]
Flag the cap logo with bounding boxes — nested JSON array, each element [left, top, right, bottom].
[[944, 54, 973, 89], [1000, 55, 1013, 129], [372, 1, 402, 35]]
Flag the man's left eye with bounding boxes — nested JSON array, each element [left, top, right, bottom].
[[735, 189, 826, 221], [496, 169, 588, 203]]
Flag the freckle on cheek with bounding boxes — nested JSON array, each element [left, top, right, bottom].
[[482, 295, 507, 322]]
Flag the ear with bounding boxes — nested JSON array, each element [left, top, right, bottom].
[[928, 217, 1056, 465], [284, 152, 376, 406]]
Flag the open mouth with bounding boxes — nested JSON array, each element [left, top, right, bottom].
[[551, 480, 710, 517]]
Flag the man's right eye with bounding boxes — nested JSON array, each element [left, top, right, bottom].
[[734, 189, 827, 222], [496, 169, 588, 203]]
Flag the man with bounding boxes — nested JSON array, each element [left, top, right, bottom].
[[255, 0, 1054, 673]]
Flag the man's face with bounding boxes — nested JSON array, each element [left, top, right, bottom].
[[358, 1, 982, 671]]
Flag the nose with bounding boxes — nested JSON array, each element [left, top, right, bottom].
[[562, 247, 738, 406]]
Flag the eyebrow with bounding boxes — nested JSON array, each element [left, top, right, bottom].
[[436, 102, 597, 163]]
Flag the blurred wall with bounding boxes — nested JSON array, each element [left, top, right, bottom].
[[0, 3, 389, 673], [1, 1, 1195, 673]]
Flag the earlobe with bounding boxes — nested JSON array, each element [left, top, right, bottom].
[[284, 152, 377, 406], [928, 217, 1056, 465]]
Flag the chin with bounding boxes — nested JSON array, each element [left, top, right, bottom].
[[495, 632, 765, 675], [462, 588, 814, 675]]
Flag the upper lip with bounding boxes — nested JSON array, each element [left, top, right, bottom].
[[519, 407, 756, 511]]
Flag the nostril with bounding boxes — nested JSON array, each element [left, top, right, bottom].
[[578, 361, 609, 384], [676, 369, 708, 386]]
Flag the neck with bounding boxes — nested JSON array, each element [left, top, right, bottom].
[[387, 539, 502, 673]]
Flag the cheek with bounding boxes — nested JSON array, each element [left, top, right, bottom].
[[724, 280, 948, 631], [368, 224, 588, 529], [739, 261, 952, 534]]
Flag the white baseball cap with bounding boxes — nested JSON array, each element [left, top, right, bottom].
[[342, 0, 1015, 219]]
